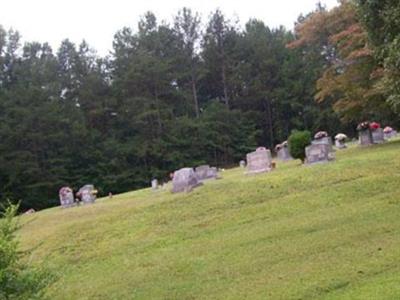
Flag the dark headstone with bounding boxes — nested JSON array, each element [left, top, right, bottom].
[[246, 147, 272, 174], [171, 168, 202, 193], [306, 143, 334, 165], [59, 187, 75, 208]]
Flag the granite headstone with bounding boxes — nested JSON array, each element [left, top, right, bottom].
[[306, 143, 334, 164], [277, 147, 292, 161], [371, 128, 384, 144], [195, 165, 219, 181], [172, 168, 202, 193], [246, 147, 272, 174], [312, 136, 333, 152], [59, 187, 75, 208], [78, 184, 97, 204], [359, 130, 373, 146]]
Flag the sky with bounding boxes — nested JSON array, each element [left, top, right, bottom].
[[0, 0, 338, 56]]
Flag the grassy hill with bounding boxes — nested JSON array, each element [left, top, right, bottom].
[[19, 141, 400, 299]]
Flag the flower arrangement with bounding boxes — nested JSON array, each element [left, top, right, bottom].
[[314, 131, 328, 140], [356, 121, 370, 131], [369, 122, 381, 131], [335, 133, 347, 141], [383, 126, 393, 134]]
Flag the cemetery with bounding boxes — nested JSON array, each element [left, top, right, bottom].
[[18, 138, 400, 299], [3, 1, 400, 299]]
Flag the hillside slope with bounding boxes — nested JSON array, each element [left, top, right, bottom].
[[19, 141, 400, 299]]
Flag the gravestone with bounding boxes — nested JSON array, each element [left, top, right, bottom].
[[246, 147, 272, 174], [384, 130, 397, 140], [277, 147, 292, 161], [151, 179, 158, 190], [359, 130, 373, 146], [195, 165, 219, 181], [78, 184, 97, 204], [312, 136, 333, 152], [305, 143, 334, 164], [172, 168, 202, 193], [371, 128, 384, 144], [335, 139, 347, 149], [239, 160, 246, 168], [59, 186, 75, 208]]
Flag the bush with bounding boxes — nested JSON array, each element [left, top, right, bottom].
[[0, 202, 52, 300], [288, 130, 312, 163]]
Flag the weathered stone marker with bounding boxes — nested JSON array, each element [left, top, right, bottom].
[[172, 168, 202, 193], [335, 139, 347, 149], [334, 133, 347, 149], [151, 179, 158, 190], [312, 136, 333, 152], [195, 165, 219, 181], [78, 184, 97, 204], [59, 186, 75, 208], [384, 130, 397, 140], [239, 160, 246, 168], [305, 143, 334, 164], [359, 130, 373, 146], [277, 147, 292, 161], [371, 128, 384, 144], [246, 147, 272, 174]]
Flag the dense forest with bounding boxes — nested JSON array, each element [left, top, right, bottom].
[[0, 0, 399, 210]]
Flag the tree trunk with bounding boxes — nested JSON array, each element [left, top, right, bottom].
[[154, 87, 162, 135], [191, 74, 200, 118], [265, 98, 274, 150], [221, 63, 229, 108]]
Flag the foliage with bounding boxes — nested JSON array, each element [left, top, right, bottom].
[[289, 1, 396, 124], [0, 202, 52, 299], [356, 0, 400, 113], [288, 130, 312, 162]]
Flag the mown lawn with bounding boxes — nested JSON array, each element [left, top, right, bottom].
[[19, 141, 400, 299]]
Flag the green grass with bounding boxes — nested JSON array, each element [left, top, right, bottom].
[[19, 141, 400, 299]]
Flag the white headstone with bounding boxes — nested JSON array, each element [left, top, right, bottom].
[[335, 139, 347, 149], [151, 179, 158, 190]]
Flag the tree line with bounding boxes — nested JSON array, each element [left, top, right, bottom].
[[0, 1, 399, 210]]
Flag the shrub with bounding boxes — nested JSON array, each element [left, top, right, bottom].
[[0, 202, 52, 300], [288, 130, 312, 163]]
